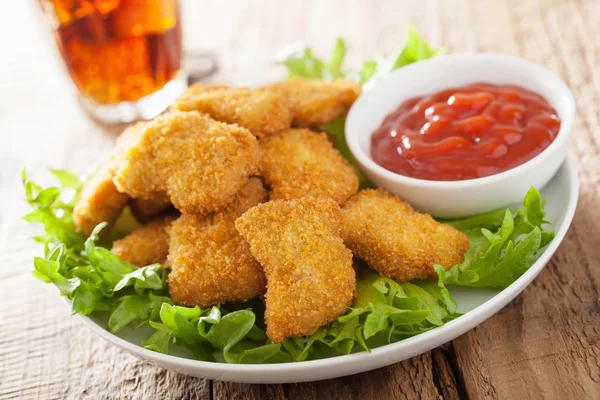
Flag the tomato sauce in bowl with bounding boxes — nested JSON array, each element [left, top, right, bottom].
[[370, 83, 561, 181]]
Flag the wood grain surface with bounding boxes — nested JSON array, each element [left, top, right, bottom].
[[1, 0, 599, 399]]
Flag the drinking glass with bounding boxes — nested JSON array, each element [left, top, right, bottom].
[[38, 0, 192, 123]]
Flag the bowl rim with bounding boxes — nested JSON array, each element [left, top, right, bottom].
[[73, 155, 579, 382], [344, 53, 576, 188]]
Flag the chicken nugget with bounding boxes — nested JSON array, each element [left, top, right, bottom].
[[172, 84, 292, 137], [265, 78, 360, 127], [130, 192, 172, 223], [167, 178, 268, 307], [111, 215, 175, 267], [112, 111, 259, 215], [340, 189, 470, 281], [113, 121, 147, 159], [259, 128, 359, 204], [73, 163, 129, 237], [235, 197, 355, 343], [73, 122, 147, 236]]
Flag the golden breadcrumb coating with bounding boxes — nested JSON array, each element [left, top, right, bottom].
[[73, 163, 129, 237], [264, 78, 360, 127], [340, 189, 470, 281], [113, 121, 147, 161], [167, 178, 268, 307], [172, 84, 292, 137], [120, 122, 171, 224], [112, 111, 259, 215], [111, 215, 176, 267], [235, 197, 355, 343], [259, 129, 359, 204], [73, 122, 147, 236], [130, 192, 172, 223]]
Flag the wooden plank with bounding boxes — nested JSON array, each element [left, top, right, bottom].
[[443, 0, 600, 398], [214, 353, 444, 400], [431, 348, 462, 400], [213, 382, 287, 400]]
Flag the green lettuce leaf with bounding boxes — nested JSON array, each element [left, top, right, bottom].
[[108, 292, 173, 333], [142, 330, 171, 354], [148, 304, 287, 364], [435, 187, 554, 290], [276, 27, 443, 85], [290, 268, 456, 361]]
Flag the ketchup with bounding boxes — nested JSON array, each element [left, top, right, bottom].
[[370, 83, 561, 181]]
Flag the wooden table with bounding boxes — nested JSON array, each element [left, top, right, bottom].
[[1, 0, 599, 398]]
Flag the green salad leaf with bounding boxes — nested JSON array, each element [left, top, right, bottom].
[[22, 33, 555, 364], [276, 27, 444, 85], [146, 304, 288, 363], [435, 187, 554, 290], [282, 269, 456, 361]]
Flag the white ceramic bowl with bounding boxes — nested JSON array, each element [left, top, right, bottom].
[[345, 54, 575, 218]]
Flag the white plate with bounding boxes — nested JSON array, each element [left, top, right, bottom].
[[75, 155, 578, 383]]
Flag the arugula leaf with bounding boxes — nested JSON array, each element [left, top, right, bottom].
[[228, 343, 285, 364], [114, 264, 164, 294], [142, 330, 171, 354], [325, 38, 347, 79], [49, 169, 84, 191], [33, 247, 80, 294], [69, 279, 107, 315], [148, 304, 287, 364], [435, 187, 554, 290], [108, 292, 173, 333], [155, 304, 203, 340], [392, 27, 447, 69], [276, 44, 325, 79], [22, 169, 86, 249]]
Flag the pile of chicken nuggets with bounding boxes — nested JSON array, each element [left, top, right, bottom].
[[73, 78, 470, 344]]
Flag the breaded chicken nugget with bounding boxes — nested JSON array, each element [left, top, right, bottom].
[[111, 215, 176, 267], [167, 178, 268, 307], [73, 122, 146, 236], [172, 84, 292, 137], [112, 111, 259, 215], [73, 163, 129, 237], [235, 197, 355, 343], [340, 189, 470, 281], [265, 78, 360, 127], [113, 121, 147, 159], [130, 192, 172, 223], [259, 129, 359, 204]]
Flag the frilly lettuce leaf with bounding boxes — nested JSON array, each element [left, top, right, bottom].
[[435, 187, 554, 290], [283, 269, 457, 361], [276, 27, 444, 85]]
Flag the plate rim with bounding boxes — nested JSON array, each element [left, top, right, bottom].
[[74, 154, 579, 383]]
